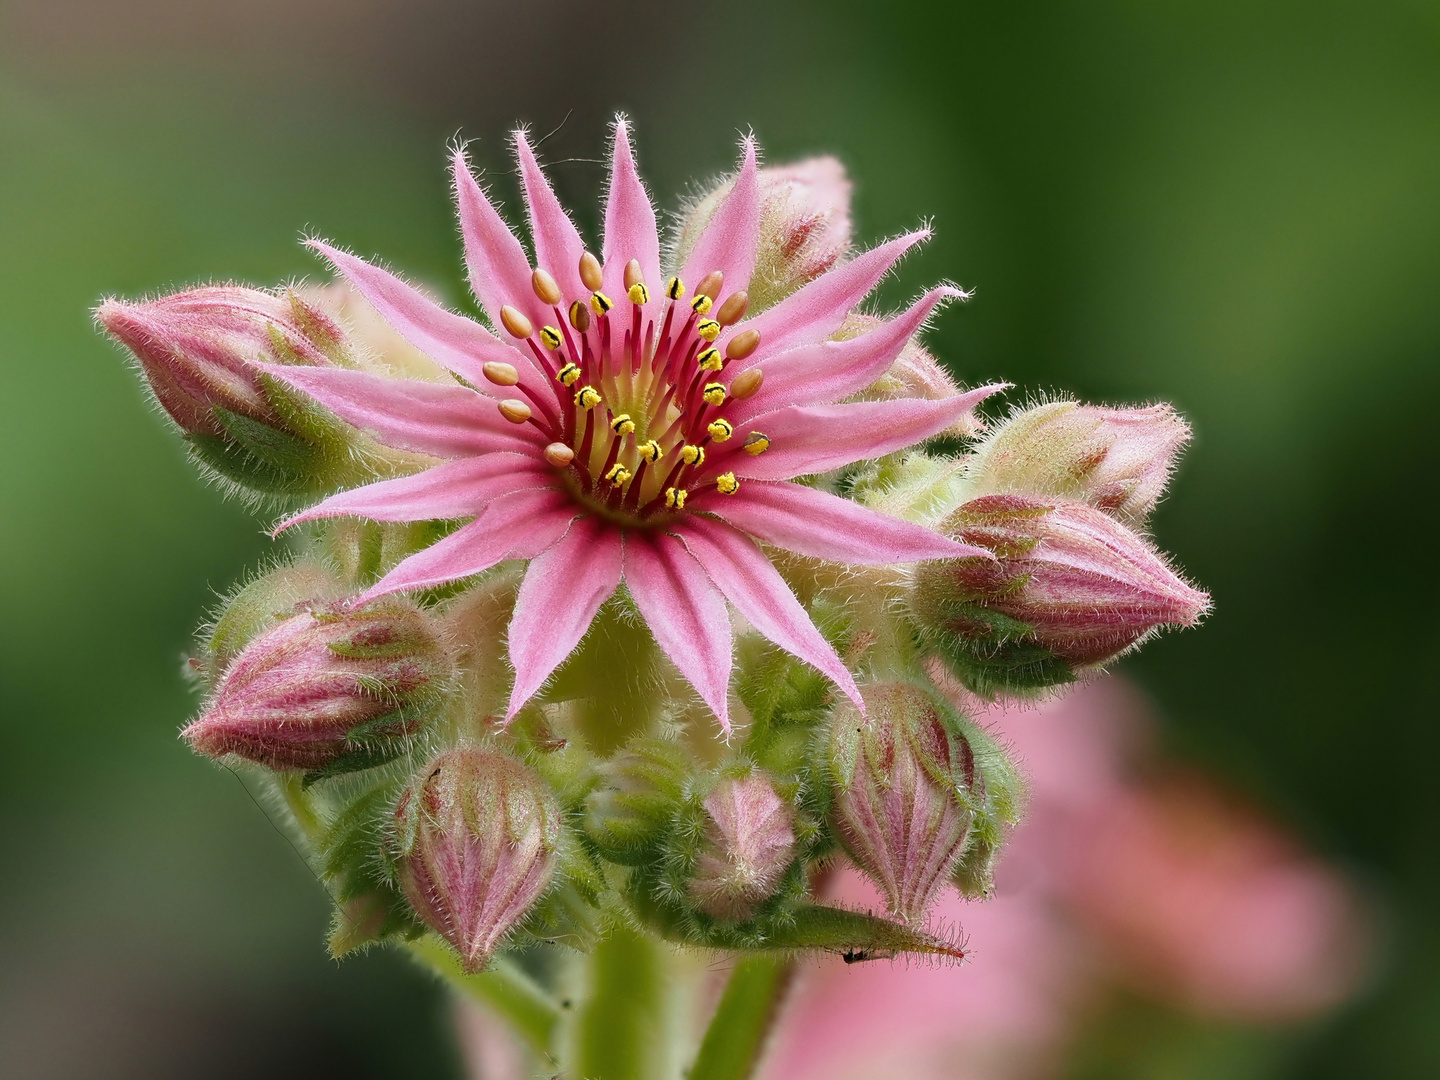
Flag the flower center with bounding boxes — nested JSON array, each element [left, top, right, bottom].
[[486, 253, 772, 524]]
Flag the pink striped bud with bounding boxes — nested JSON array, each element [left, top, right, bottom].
[[96, 285, 344, 437], [393, 748, 562, 972], [686, 771, 798, 923], [184, 599, 451, 772], [969, 401, 1192, 525], [911, 495, 1210, 694], [828, 683, 978, 926]]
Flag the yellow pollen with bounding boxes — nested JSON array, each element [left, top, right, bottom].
[[707, 418, 734, 441], [680, 444, 706, 467], [743, 432, 771, 456], [579, 251, 604, 291], [702, 382, 727, 406], [482, 360, 519, 386], [696, 347, 722, 371], [557, 362, 581, 387], [697, 319, 721, 342], [665, 487, 688, 510], [638, 440, 663, 463], [539, 325, 563, 350], [666, 276, 685, 300], [569, 300, 592, 332], [544, 442, 576, 466], [691, 294, 713, 315], [696, 271, 724, 299], [628, 282, 650, 304], [498, 399, 531, 424], [590, 291, 614, 315], [729, 367, 763, 399], [717, 290, 749, 326], [610, 412, 635, 436], [500, 305, 533, 339], [716, 472, 740, 495], [531, 269, 562, 305], [606, 463, 632, 488], [725, 329, 762, 361], [575, 386, 601, 409]]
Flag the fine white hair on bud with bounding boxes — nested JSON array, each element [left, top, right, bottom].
[[686, 770, 798, 923]]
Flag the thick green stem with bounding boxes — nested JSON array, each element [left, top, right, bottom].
[[688, 956, 793, 1080], [573, 927, 668, 1080]]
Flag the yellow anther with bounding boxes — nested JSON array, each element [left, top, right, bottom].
[[544, 442, 576, 467], [638, 440, 664, 463], [531, 268, 562, 306], [696, 347, 723, 371], [666, 276, 686, 300], [717, 290, 749, 327], [556, 362, 582, 387], [498, 399, 532, 424], [729, 367, 763, 400], [665, 487, 688, 510], [702, 382, 727, 406], [579, 251, 604, 291], [606, 463, 632, 488], [500, 305, 533, 339], [696, 271, 724, 300], [680, 444, 706, 467], [482, 360, 519, 386], [610, 412, 635, 436], [691, 294, 713, 315], [539, 325, 563, 350], [628, 282, 650, 304], [697, 319, 721, 342], [569, 299, 592, 332], [575, 386, 601, 409], [743, 432, 771, 456], [725, 328, 762, 361], [707, 418, 734, 442], [590, 291, 614, 315], [716, 472, 740, 495]]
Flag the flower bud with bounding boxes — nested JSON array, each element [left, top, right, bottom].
[[911, 495, 1210, 695], [96, 285, 344, 437], [968, 401, 1191, 525], [392, 747, 562, 972], [839, 313, 980, 438], [184, 599, 451, 773], [677, 157, 852, 312], [828, 683, 979, 926], [686, 771, 798, 923]]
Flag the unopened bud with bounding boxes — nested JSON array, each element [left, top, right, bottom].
[[910, 495, 1210, 695], [393, 748, 562, 972], [968, 401, 1192, 525], [686, 771, 797, 923], [96, 285, 342, 437], [184, 599, 451, 773], [838, 313, 979, 438]]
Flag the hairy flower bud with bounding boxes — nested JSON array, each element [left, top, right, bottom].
[[392, 748, 562, 972], [968, 401, 1192, 525], [839, 313, 981, 438], [686, 771, 798, 923], [828, 683, 981, 926], [911, 495, 1210, 695], [96, 285, 344, 437], [677, 157, 852, 312], [184, 599, 451, 773]]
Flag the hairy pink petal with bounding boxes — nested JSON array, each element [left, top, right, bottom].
[[275, 453, 555, 533], [453, 151, 548, 333], [514, 131, 589, 303], [624, 532, 734, 732], [358, 488, 578, 604], [731, 287, 961, 422], [505, 517, 625, 720], [730, 231, 930, 363], [681, 139, 761, 299], [601, 119, 663, 301], [255, 363, 536, 458], [677, 517, 862, 712], [698, 481, 992, 564]]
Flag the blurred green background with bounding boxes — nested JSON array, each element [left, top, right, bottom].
[[2, 1, 1437, 1076]]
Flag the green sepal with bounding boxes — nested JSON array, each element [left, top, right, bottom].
[[318, 781, 426, 956], [920, 601, 1076, 697]]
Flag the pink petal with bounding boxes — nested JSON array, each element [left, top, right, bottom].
[[623, 532, 734, 733], [309, 240, 529, 392], [274, 453, 555, 533], [730, 287, 961, 422], [514, 131, 589, 303], [505, 516, 624, 719], [358, 487, 579, 604], [600, 119, 663, 301], [453, 150, 548, 333], [680, 138, 761, 300], [728, 231, 930, 364], [696, 481, 993, 564], [723, 391, 1006, 482], [256, 363, 539, 458], [677, 516, 862, 712]]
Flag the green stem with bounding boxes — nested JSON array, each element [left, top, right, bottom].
[[688, 956, 792, 1080], [406, 937, 561, 1064], [574, 926, 667, 1080]]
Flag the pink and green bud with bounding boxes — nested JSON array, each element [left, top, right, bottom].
[[677, 156, 853, 312], [968, 401, 1191, 525], [184, 599, 451, 773], [686, 771, 798, 923], [392, 747, 562, 972], [828, 683, 978, 926], [911, 495, 1210, 695], [840, 312, 982, 438], [96, 285, 345, 438]]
